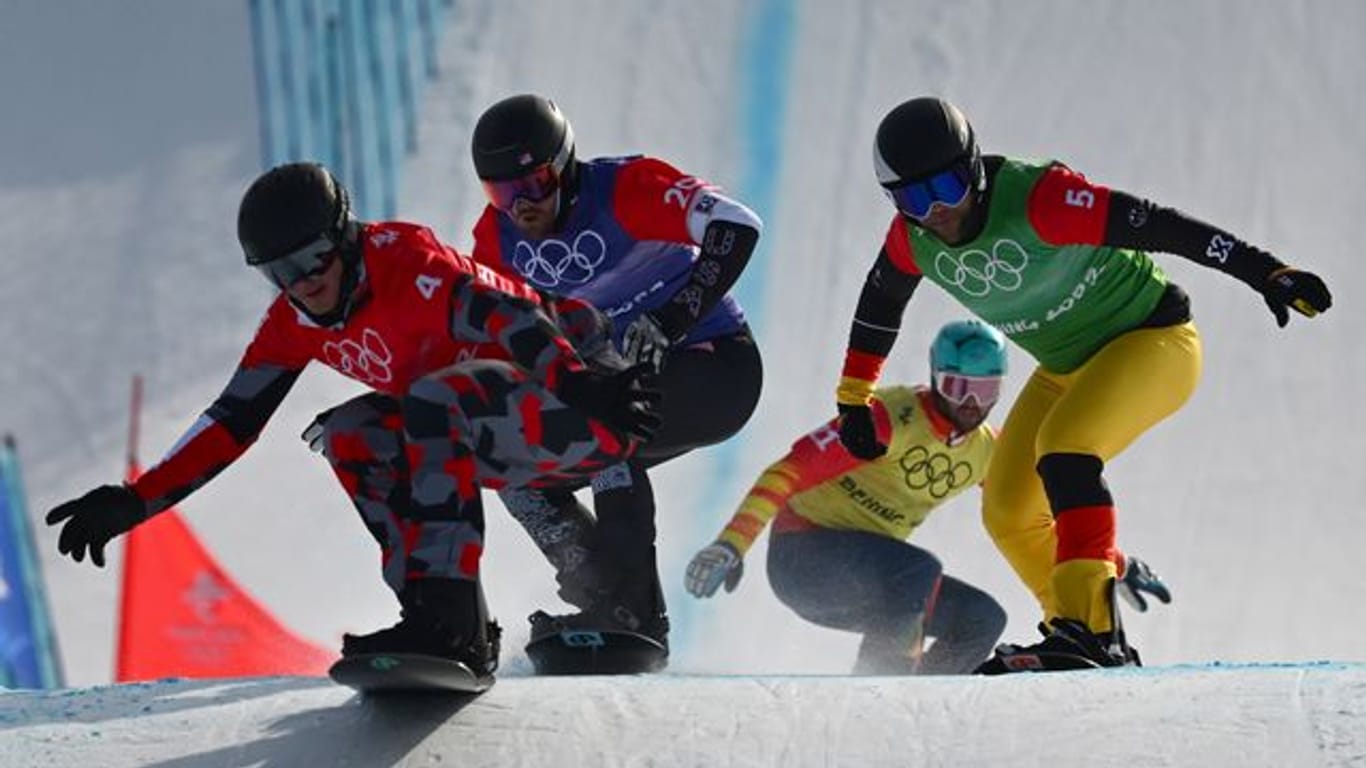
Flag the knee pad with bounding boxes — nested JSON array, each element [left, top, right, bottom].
[[1036, 452, 1112, 512]]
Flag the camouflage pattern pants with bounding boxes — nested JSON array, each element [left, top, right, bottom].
[[318, 358, 634, 594]]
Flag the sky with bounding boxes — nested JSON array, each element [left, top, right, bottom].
[[1, 0, 1364, 765]]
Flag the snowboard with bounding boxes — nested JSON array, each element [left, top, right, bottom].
[[328, 652, 495, 694], [973, 645, 1106, 675], [524, 612, 668, 675]]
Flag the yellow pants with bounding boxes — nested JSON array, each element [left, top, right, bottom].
[[981, 322, 1202, 632]]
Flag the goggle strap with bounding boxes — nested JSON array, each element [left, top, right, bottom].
[[889, 160, 976, 219]]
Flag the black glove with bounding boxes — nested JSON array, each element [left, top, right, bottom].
[[837, 403, 887, 460], [301, 405, 337, 453], [621, 312, 675, 375], [1259, 266, 1331, 327], [557, 363, 664, 442], [45, 484, 147, 568]]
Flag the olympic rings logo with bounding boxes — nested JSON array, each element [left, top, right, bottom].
[[899, 446, 973, 499], [323, 328, 394, 386], [933, 238, 1030, 298], [511, 230, 608, 288]]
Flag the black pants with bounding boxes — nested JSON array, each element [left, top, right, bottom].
[[637, 329, 764, 463], [499, 328, 763, 615], [767, 528, 1006, 675]]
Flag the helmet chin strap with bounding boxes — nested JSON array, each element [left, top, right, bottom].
[[958, 155, 995, 241], [955, 183, 990, 243], [551, 161, 580, 232], [291, 256, 368, 329]]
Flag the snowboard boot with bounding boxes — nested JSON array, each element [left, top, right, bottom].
[[529, 601, 670, 645], [342, 578, 502, 676], [554, 557, 607, 611], [972, 618, 1136, 674], [1032, 617, 1136, 667], [530, 568, 669, 650], [975, 578, 1140, 673], [526, 577, 670, 675]]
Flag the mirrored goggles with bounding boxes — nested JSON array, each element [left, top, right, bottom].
[[481, 163, 561, 211], [885, 162, 975, 220], [256, 234, 340, 289], [933, 372, 1002, 408]]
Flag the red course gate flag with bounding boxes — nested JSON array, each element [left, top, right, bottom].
[[116, 465, 336, 681], [115, 376, 334, 681]]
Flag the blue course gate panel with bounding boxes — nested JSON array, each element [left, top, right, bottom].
[[674, 0, 797, 657], [247, 0, 454, 220], [0, 435, 65, 690]]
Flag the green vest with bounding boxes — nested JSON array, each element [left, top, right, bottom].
[[905, 158, 1167, 372]]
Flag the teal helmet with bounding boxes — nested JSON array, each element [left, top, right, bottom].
[[930, 319, 1007, 378]]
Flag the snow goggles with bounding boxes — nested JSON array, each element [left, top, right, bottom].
[[885, 162, 976, 220], [481, 163, 561, 211], [256, 233, 340, 289], [933, 372, 1002, 408]]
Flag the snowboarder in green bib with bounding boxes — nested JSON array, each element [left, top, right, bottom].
[[834, 96, 1331, 670]]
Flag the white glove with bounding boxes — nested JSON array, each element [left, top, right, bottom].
[[621, 312, 672, 374], [685, 541, 743, 598]]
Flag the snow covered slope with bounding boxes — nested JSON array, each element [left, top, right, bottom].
[[3, 664, 1365, 767], [2, 4, 1363, 759]]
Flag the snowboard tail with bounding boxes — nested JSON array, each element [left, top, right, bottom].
[[329, 653, 494, 694]]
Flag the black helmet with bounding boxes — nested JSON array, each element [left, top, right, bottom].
[[237, 162, 358, 267], [873, 97, 983, 190], [471, 94, 575, 182], [237, 162, 364, 324]]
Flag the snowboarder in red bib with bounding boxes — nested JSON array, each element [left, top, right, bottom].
[[468, 94, 765, 657], [44, 162, 660, 679], [836, 97, 1331, 670]]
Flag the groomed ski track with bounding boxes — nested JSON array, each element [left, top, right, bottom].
[[4, 663, 1365, 767], [3, 4, 1364, 767]]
